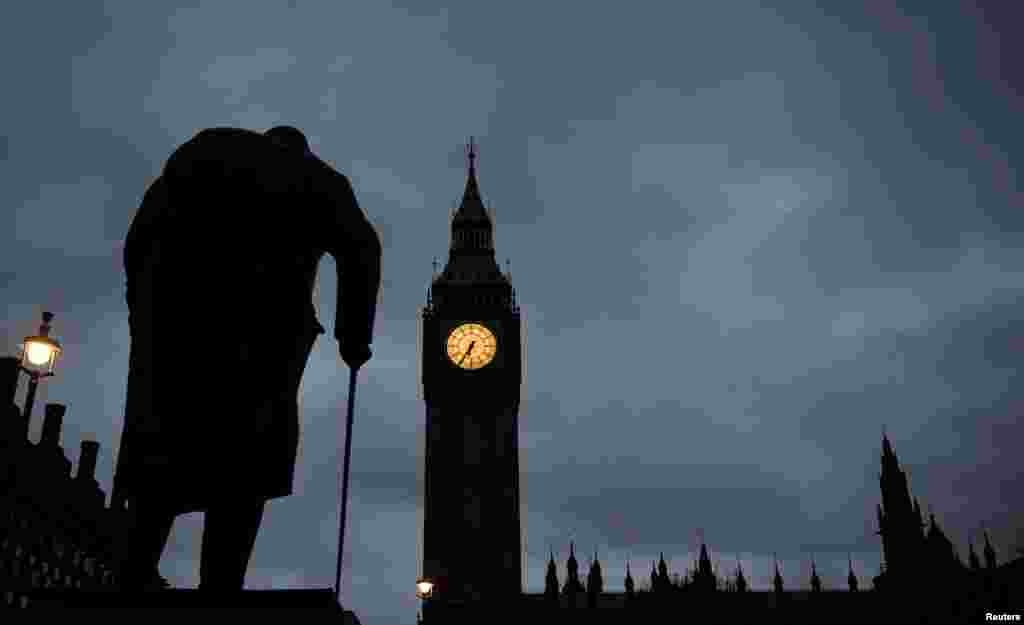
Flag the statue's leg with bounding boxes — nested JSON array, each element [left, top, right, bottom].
[[121, 497, 175, 590], [198, 497, 266, 591]]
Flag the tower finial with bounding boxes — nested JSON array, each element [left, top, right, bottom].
[[468, 136, 476, 174], [881, 424, 894, 457]]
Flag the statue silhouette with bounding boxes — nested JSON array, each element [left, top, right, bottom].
[[111, 125, 382, 592]]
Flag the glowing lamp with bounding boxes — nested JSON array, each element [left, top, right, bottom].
[[17, 311, 62, 426], [21, 333, 61, 376], [20, 311, 61, 376], [415, 578, 434, 599]]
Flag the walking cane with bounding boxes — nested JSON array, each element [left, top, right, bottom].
[[335, 365, 359, 604]]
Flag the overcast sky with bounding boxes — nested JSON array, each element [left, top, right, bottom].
[[3, 1, 1023, 623]]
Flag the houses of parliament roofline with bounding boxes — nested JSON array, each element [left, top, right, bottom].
[[1, 356, 134, 608]]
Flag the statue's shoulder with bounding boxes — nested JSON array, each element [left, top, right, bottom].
[[182, 127, 267, 152], [169, 127, 264, 155], [192, 126, 263, 141], [166, 127, 276, 173]]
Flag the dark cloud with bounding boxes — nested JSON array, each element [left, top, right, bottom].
[[3, 2, 1022, 624]]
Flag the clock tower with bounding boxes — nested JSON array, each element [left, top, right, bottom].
[[420, 139, 522, 608]]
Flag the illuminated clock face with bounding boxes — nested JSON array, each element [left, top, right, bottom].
[[446, 323, 497, 370]]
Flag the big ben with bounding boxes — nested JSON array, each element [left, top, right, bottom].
[[420, 139, 523, 612]]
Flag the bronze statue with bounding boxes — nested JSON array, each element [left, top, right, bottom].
[[112, 126, 382, 592]]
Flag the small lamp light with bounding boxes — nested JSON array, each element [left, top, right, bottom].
[[415, 578, 434, 600], [16, 311, 63, 429], [20, 311, 61, 377]]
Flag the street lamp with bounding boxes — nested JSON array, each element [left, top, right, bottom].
[[415, 578, 434, 600], [18, 311, 62, 425], [416, 577, 434, 623]]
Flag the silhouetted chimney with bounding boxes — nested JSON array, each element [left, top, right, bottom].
[[78, 440, 99, 481], [41, 403, 66, 446], [1, 356, 21, 443], [1, 356, 18, 405]]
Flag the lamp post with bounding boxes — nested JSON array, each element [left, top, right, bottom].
[[18, 312, 62, 433], [416, 577, 434, 624]]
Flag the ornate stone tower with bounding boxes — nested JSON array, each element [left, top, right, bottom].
[[420, 139, 522, 607], [876, 431, 926, 590]]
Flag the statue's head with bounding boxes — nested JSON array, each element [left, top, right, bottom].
[[265, 125, 313, 157]]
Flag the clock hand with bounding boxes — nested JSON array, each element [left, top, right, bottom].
[[459, 341, 476, 365]]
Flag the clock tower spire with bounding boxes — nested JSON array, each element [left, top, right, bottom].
[[421, 139, 523, 617], [440, 138, 503, 287]]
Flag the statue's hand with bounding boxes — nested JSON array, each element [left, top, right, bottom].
[[340, 342, 372, 370]]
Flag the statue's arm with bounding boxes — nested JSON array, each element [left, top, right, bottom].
[[322, 169, 382, 352]]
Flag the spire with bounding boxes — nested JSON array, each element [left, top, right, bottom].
[[693, 543, 715, 592], [847, 555, 859, 592], [440, 136, 505, 290], [926, 512, 958, 568], [564, 541, 582, 595], [650, 560, 657, 592], [454, 136, 489, 223], [735, 559, 747, 593], [699, 544, 711, 567], [984, 529, 997, 570], [810, 558, 822, 592], [773, 554, 784, 594], [968, 539, 981, 571], [927, 512, 938, 539], [545, 549, 559, 601], [586, 549, 603, 605], [880, 428, 899, 473], [624, 560, 635, 598]]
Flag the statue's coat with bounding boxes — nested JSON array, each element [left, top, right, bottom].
[[113, 128, 381, 515]]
